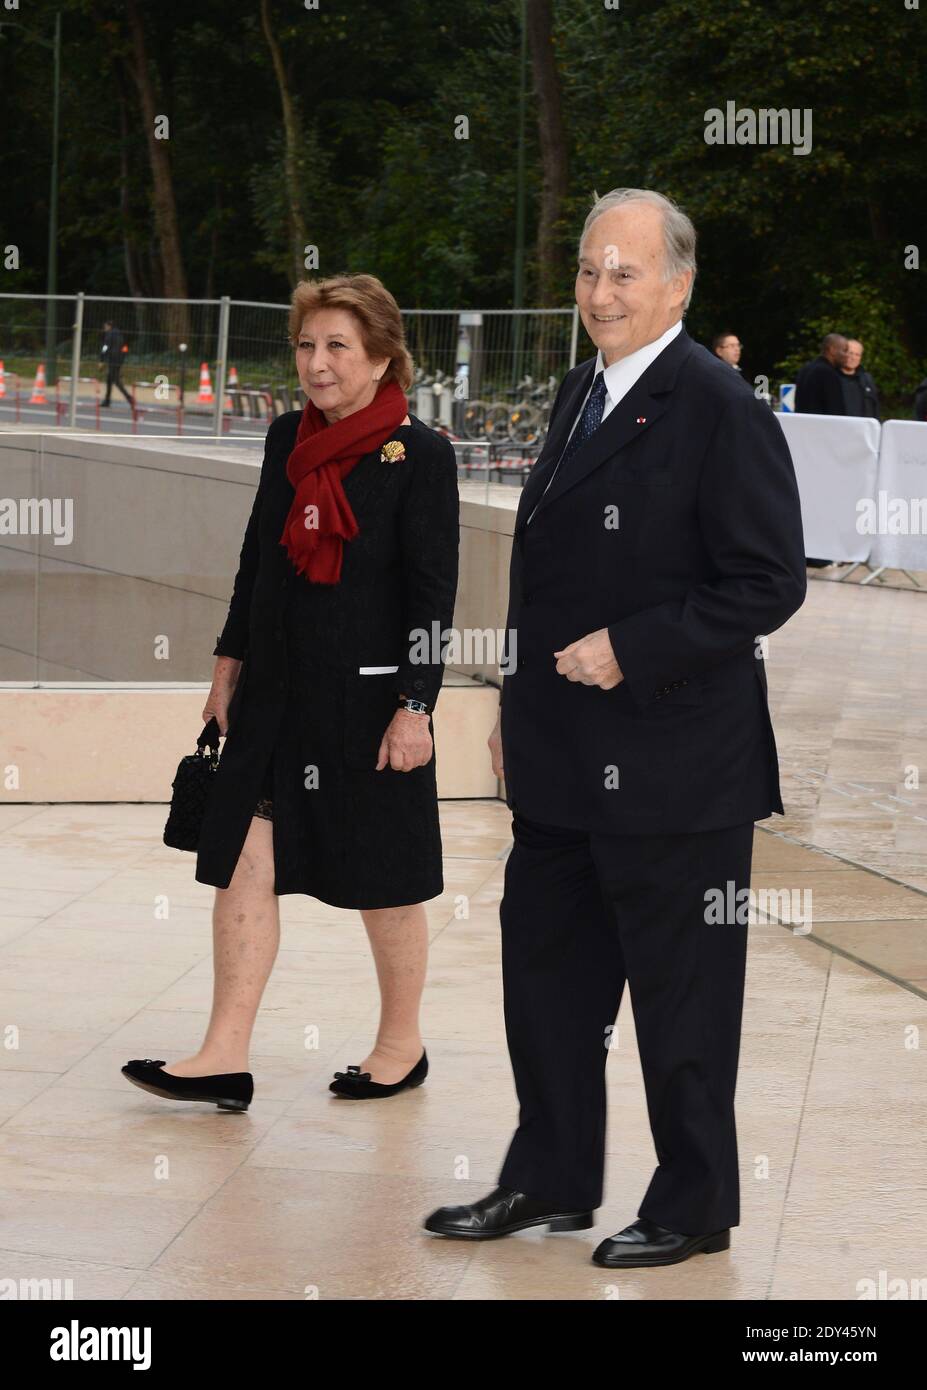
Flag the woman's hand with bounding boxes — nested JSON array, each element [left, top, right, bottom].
[[376, 709, 433, 771], [202, 656, 241, 736]]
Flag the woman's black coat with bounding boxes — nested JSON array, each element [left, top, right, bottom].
[[193, 409, 460, 908]]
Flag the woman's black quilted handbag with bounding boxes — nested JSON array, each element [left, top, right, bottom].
[[163, 717, 223, 852]]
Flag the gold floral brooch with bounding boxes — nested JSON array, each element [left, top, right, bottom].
[[380, 439, 407, 463]]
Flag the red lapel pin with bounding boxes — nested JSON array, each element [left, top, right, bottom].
[[636, 416, 646, 424]]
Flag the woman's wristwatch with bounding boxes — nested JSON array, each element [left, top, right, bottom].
[[397, 693, 431, 715]]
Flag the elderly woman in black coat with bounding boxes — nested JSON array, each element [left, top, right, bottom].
[[122, 273, 459, 1110]]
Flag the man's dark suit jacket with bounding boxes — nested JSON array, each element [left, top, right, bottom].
[[841, 368, 881, 420], [100, 327, 125, 360], [794, 355, 846, 415], [499, 325, 807, 835]]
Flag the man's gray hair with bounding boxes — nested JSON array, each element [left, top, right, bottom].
[[578, 188, 698, 310]]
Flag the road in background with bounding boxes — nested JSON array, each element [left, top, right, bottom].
[[0, 397, 272, 438]]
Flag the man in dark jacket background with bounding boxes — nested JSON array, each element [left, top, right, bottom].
[[794, 333, 848, 414], [99, 321, 133, 408], [840, 338, 881, 419], [712, 330, 743, 375]]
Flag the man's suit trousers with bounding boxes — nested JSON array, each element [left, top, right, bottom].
[[497, 811, 755, 1231]]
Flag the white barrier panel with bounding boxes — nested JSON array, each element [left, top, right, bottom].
[[868, 420, 927, 571], [775, 412, 880, 562]]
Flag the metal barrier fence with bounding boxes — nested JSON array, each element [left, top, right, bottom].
[[0, 293, 580, 435]]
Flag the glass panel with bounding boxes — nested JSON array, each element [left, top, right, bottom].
[[0, 430, 40, 684], [8, 432, 262, 685], [0, 428, 508, 687]]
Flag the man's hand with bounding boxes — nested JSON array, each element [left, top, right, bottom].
[[488, 711, 503, 779], [377, 709, 433, 771], [553, 628, 623, 690]]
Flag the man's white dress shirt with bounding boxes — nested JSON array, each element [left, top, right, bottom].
[[527, 318, 683, 525]]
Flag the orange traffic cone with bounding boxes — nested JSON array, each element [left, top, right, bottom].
[[197, 362, 214, 404], [0, 360, 6, 398], [30, 363, 48, 404], [224, 364, 238, 411]]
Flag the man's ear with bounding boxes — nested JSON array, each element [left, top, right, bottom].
[[671, 270, 693, 309]]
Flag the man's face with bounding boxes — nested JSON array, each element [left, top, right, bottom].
[[843, 340, 863, 372], [825, 337, 848, 367], [715, 336, 742, 365], [574, 204, 692, 366]]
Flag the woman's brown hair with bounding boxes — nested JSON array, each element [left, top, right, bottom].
[[288, 273, 414, 392]]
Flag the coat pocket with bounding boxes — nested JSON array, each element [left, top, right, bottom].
[[343, 670, 402, 769], [619, 463, 672, 486], [641, 674, 704, 712]]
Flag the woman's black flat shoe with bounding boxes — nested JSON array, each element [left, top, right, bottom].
[[121, 1058, 253, 1111], [329, 1049, 428, 1099]]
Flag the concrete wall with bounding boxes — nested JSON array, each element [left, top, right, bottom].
[[0, 428, 517, 802]]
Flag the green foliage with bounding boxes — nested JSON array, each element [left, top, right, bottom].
[[0, 0, 923, 391], [776, 274, 927, 413]]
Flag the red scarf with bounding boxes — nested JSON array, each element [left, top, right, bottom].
[[279, 378, 408, 584]]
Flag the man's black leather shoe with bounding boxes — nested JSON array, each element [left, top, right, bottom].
[[592, 1216, 730, 1268], [424, 1185, 595, 1239], [121, 1059, 253, 1111]]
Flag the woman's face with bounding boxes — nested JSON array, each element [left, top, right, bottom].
[[295, 308, 390, 421]]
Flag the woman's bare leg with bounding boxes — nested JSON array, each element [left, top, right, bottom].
[[164, 815, 279, 1076], [355, 902, 428, 1083]]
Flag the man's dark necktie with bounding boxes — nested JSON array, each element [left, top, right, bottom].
[[558, 371, 608, 468], [526, 371, 609, 526]]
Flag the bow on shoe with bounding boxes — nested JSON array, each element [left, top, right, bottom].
[[332, 1064, 371, 1082]]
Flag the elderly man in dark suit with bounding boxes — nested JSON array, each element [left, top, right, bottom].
[[425, 188, 807, 1268], [840, 338, 881, 419]]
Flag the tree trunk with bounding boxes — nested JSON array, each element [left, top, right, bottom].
[[526, 0, 570, 307], [261, 0, 307, 288], [205, 182, 219, 302], [125, 0, 189, 346], [115, 73, 145, 305]]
